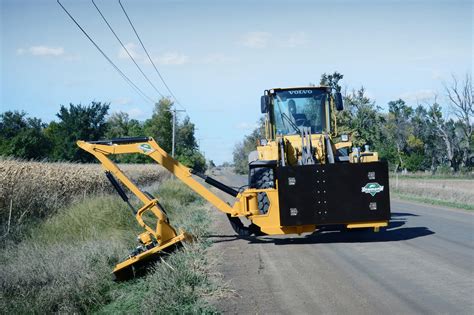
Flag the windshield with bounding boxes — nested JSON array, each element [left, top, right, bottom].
[[272, 89, 327, 135]]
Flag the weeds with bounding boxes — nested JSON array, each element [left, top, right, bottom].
[[390, 177, 474, 210], [0, 179, 222, 314]]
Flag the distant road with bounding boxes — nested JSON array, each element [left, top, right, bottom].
[[209, 168, 474, 314]]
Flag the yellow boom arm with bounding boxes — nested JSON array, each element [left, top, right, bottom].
[[77, 136, 263, 215], [77, 137, 265, 278]]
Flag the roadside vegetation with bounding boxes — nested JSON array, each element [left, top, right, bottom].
[[0, 178, 223, 313], [390, 174, 474, 210], [0, 92, 222, 313]]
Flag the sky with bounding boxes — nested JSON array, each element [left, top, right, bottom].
[[1, 0, 472, 164]]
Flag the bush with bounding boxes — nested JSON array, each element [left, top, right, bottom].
[[436, 165, 454, 175]]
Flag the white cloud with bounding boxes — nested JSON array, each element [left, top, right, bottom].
[[118, 42, 141, 60], [125, 108, 144, 119], [154, 52, 189, 65], [113, 97, 132, 106], [17, 45, 65, 57], [399, 89, 437, 102], [240, 32, 271, 48], [240, 31, 310, 49], [283, 32, 309, 48], [111, 103, 145, 120], [30, 46, 64, 56], [202, 53, 237, 64], [118, 43, 189, 65]]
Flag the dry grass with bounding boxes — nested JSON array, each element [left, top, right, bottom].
[[0, 158, 170, 235], [390, 176, 474, 209], [0, 180, 222, 314]]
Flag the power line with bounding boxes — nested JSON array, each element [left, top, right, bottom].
[[91, 0, 165, 100], [118, 0, 186, 111], [57, 0, 155, 104]]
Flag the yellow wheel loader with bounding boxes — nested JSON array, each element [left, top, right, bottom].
[[78, 86, 390, 280]]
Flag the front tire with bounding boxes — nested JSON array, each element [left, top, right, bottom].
[[249, 167, 274, 214]]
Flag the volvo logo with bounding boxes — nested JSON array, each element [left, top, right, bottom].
[[288, 90, 313, 95]]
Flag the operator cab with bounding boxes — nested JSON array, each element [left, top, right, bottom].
[[261, 87, 342, 139]]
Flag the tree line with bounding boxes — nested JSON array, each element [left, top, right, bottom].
[[233, 72, 473, 174], [0, 98, 207, 172]]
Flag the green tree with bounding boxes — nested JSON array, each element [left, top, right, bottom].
[[175, 116, 207, 172], [144, 98, 173, 153], [233, 118, 265, 174], [106, 112, 137, 138], [427, 103, 465, 171], [0, 111, 51, 159], [46, 102, 109, 162], [208, 160, 216, 168], [320, 72, 344, 92], [105, 111, 147, 163], [384, 99, 413, 171], [341, 87, 384, 147]]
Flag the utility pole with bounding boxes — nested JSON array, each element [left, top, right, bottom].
[[170, 106, 185, 158]]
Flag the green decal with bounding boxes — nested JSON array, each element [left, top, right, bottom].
[[138, 143, 153, 153], [361, 182, 384, 196]]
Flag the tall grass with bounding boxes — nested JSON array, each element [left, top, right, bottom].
[[0, 158, 169, 235], [0, 179, 222, 313], [390, 176, 474, 210]]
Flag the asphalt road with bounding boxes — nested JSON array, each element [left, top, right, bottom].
[[208, 168, 474, 315]]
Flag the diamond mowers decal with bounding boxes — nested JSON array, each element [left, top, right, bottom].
[[138, 143, 154, 154], [361, 182, 384, 196]]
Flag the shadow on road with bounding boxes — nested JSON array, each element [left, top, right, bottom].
[[208, 212, 434, 245], [391, 212, 420, 217]]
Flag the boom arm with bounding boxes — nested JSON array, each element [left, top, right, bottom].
[[77, 136, 261, 224], [78, 137, 238, 212]]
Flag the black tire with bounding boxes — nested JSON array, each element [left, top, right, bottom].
[[225, 166, 273, 237], [249, 167, 274, 214]]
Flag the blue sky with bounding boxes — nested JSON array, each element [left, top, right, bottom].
[[1, 0, 472, 163]]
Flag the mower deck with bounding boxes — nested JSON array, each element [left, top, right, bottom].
[[112, 232, 189, 281]]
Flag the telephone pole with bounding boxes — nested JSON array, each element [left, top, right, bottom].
[[170, 107, 185, 158]]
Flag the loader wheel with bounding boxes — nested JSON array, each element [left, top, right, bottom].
[[249, 167, 274, 214], [226, 214, 264, 237]]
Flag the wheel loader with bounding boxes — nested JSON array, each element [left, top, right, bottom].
[[78, 86, 390, 279]]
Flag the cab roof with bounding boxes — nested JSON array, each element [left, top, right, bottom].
[[268, 86, 330, 94]]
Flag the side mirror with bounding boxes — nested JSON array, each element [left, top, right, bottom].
[[334, 92, 344, 111], [261, 95, 270, 113]]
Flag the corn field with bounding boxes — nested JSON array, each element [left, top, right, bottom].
[[0, 158, 169, 234]]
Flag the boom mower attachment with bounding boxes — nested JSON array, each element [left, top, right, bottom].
[[77, 137, 261, 279]]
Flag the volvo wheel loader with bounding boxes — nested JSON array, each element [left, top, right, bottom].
[[78, 86, 390, 280]]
